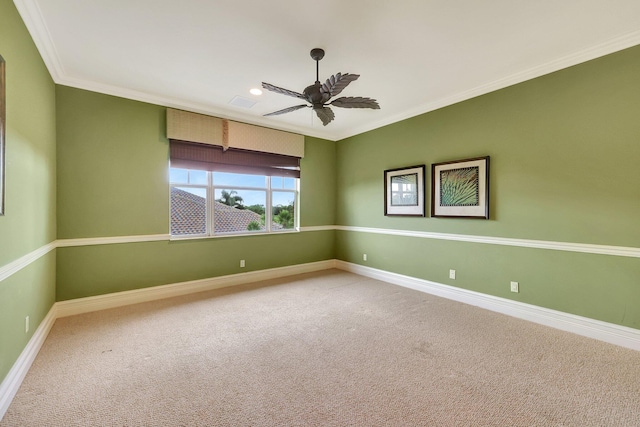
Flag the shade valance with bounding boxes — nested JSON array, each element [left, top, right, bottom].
[[166, 108, 304, 157]]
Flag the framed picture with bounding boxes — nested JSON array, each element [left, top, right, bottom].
[[384, 165, 425, 216], [431, 156, 489, 219], [0, 55, 5, 216]]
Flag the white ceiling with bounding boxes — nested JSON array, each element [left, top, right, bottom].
[[15, 0, 640, 141]]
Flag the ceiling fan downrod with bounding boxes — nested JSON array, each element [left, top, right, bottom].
[[310, 48, 325, 83]]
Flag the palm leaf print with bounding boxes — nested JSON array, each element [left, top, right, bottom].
[[440, 167, 479, 207]]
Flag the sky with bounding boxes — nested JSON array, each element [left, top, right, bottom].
[[170, 168, 295, 207]]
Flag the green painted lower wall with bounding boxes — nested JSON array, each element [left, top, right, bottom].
[[335, 45, 640, 330], [0, 1, 57, 384], [57, 231, 334, 301], [337, 231, 640, 329], [0, 253, 56, 380]]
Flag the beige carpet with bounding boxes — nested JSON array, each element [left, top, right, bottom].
[[2, 269, 640, 426]]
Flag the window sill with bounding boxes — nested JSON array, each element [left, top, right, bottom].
[[169, 228, 300, 242]]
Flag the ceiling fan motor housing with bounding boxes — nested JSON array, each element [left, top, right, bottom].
[[310, 48, 325, 61], [303, 82, 330, 107]]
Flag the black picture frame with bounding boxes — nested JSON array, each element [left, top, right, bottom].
[[431, 156, 490, 219], [384, 165, 426, 217]]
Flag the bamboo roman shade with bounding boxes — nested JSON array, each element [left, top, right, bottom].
[[169, 140, 301, 178], [166, 109, 224, 147], [167, 109, 303, 177], [225, 120, 304, 158]]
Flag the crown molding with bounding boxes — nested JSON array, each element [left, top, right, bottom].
[[54, 77, 332, 141], [15, 1, 640, 141], [332, 30, 640, 141], [13, 0, 65, 80]]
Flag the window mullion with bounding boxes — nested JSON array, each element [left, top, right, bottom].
[[208, 171, 214, 235], [266, 177, 272, 232], [296, 179, 300, 230]]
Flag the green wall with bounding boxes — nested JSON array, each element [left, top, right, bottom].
[[56, 232, 334, 301], [55, 86, 337, 300], [301, 136, 336, 227], [0, 0, 57, 383], [56, 87, 168, 238], [336, 45, 640, 329]]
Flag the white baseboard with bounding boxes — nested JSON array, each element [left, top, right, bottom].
[[0, 305, 57, 420], [4, 258, 640, 422], [335, 260, 640, 352], [1, 259, 336, 421], [56, 259, 338, 318]]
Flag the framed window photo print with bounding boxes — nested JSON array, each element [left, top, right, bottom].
[[431, 156, 489, 219], [384, 165, 425, 216]]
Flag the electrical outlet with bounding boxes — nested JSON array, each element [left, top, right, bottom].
[[510, 281, 519, 293], [363, 254, 367, 261], [25, 316, 29, 333], [449, 269, 456, 280], [240, 260, 245, 268]]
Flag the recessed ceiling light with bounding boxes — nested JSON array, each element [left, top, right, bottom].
[[249, 88, 263, 96]]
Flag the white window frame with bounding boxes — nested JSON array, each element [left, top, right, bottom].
[[170, 168, 299, 238]]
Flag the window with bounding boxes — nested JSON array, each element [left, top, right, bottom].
[[170, 168, 298, 237], [168, 137, 301, 237]]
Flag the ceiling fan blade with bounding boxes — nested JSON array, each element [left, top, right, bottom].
[[263, 104, 309, 117], [330, 96, 380, 109], [314, 106, 335, 126], [261, 82, 306, 100], [320, 73, 360, 97]]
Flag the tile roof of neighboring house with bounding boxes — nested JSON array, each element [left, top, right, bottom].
[[171, 187, 283, 235], [171, 187, 206, 235], [214, 199, 266, 233]]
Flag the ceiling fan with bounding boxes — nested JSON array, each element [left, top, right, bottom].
[[261, 48, 380, 126]]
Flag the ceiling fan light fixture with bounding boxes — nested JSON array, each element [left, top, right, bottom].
[[249, 88, 263, 96]]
